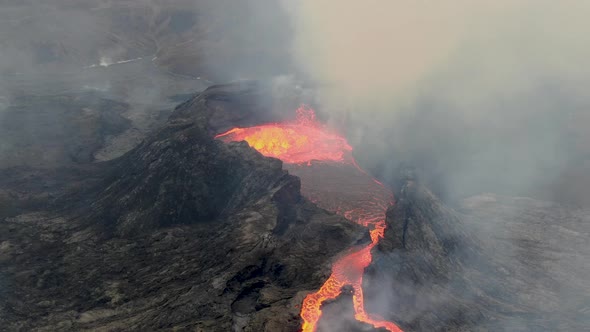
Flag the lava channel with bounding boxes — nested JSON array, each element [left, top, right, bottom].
[[216, 105, 403, 332]]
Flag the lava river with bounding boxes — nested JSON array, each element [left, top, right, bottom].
[[216, 105, 403, 332]]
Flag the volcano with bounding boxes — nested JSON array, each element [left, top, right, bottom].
[[0, 82, 373, 331], [1, 81, 588, 331]]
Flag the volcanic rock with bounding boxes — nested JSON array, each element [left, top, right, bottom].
[[2, 81, 588, 332], [364, 171, 590, 331], [0, 82, 368, 331]]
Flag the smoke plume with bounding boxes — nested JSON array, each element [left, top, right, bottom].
[[286, 0, 590, 205], [283, 2, 590, 330]]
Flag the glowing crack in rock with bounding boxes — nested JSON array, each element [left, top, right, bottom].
[[216, 105, 403, 332]]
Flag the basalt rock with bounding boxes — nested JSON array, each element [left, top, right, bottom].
[[2, 81, 588, 332], [60, 81, 304, 237], [0, 82, 368, 331], [364, 172, 590, 331]]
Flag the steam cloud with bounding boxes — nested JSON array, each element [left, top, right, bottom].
[[286, 0, 590, 205], [283, 2, 590, 330]]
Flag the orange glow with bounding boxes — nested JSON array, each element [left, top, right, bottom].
[[215, 105, 352, 164], [216, 105, 402, 332]]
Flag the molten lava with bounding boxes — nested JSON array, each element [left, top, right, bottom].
[[215, 105, 352, 165], [216, 105, 403, 332]]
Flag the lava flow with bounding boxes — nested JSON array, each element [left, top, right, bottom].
[[216, 105, 403, 332]]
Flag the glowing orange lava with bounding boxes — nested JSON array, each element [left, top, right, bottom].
[[215, 105, 352, 165], [216, 105, 403, 332]]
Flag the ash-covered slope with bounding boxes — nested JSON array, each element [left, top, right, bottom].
[[363, 171, 590, 332], [0, 82, 366, 331]]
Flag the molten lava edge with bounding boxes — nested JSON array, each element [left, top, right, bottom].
[[216, 106, 403, 332]]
